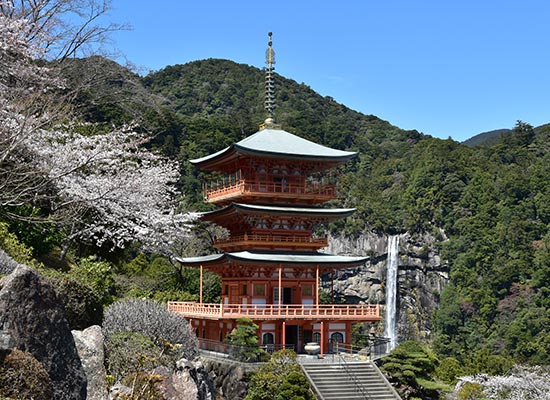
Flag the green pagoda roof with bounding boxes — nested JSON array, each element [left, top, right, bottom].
[[176, 251, 368, 268], [190, 127, 356, 169], [201, 203, 356, 220]]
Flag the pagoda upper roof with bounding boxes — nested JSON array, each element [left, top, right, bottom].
[[190, 127, 356, 170], [201, 202, 356, 221], [176, 250, 368, 268]]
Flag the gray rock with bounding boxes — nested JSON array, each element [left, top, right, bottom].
[[0, 265, 87, 399], [153, 358, 214, 400], [202, 358, 251, 400], [109, 383, 132, 399], [0, 249, 20, 275], [73, 325, 109, 400]]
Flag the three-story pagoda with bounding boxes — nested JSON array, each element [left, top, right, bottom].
[[168, 34, 380, 356]]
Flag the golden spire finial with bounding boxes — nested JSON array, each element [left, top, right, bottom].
[[261, 32, 279, 129]]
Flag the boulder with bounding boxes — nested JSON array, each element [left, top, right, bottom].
[[0, 265, 87, 399], [154, 358, 214, 400], [73, 325, 109, 400], [109, 383, 132, 399], [0, 249, 19, 275], [202, 358, 251, 400]]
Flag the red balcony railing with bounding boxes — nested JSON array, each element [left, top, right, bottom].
[[168, 302, 381, 321], [204, 180, 336, 203], [213, 233, 328, 250]]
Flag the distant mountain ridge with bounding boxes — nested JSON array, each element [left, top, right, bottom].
[[464, 123, 550, 147], [462, 129, 511, 147]]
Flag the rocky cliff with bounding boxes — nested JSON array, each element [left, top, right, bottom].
[[325, 231, 449, 343]]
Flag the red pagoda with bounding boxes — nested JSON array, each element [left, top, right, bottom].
[[168, 33, 380, 356]]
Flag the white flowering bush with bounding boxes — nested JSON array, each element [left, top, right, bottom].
[[103, 297, 198, 359], [458, 365, 550, 400]]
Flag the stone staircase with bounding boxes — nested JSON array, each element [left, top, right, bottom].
[[301, 360, 401, 400]]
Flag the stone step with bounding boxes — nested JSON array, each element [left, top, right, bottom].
[[301, 360, 401, 400]]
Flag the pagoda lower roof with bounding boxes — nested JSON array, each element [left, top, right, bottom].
[[175, 251, 368, 268], [201, 203, 356, 221], [190, 127, 356, 170]]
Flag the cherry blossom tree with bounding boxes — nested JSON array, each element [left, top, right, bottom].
[[27, 125, 198, 257], [0, 1, 196, 257], [0, 0, 127, 61]]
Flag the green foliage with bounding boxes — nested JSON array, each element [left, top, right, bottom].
[[1, 207, 60, 256], [245, 350, 314, 400], [104, 331, 171, 381], [47, 273, 103, 329], [0, 349, 54, 400], [41, 256, 117, 329], [0, 222, 38, 267], [225, 318, 265, 362], [457, 382, 487, 400], [435, 357, 464, 385], [69, 257, 116, 305], [379, 341, 441, 399], [117, 254, 220, 304]]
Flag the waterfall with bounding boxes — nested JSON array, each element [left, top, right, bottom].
[[384, 235, 400, 352]]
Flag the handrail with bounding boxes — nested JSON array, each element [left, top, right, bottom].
[[333, 342, 401, 400], [204, 179, 336, 201], [214, 233, 327, 246], [197, 338, 292, 363], [330, 337, 391, 361], [168, 302, 381, 321], [336, 353, 373, 400]]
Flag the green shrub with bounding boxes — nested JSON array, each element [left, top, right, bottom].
[[465, 349, 513, 376], [457, 382, 486, 400], [68, 256, 116, 305], [105, 332, 171, 381], [378, 341, 442, 399], [225, 318, 265, 362], [245, 350, 314, 400], [0, 222, 37, 267], [435, 357, 464, 384]]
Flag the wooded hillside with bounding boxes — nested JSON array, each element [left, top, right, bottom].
[[4, 51, 550, 369]]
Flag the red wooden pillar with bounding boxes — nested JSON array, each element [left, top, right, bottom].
[[199, 264, 203, 304], [320, 321, 325, 358], [278, 265, 283, 308], [282, 320, 286, 348], [346, 322, 352, 347], [315, 265, 320, 306], [331, 270, 335, 303]]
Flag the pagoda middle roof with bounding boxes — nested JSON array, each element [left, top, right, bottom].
[[201, 203, 356, 220], [190, 127, 356, 169], [176, 251, 368, 268]]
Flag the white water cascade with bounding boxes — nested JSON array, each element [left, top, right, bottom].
[[384, 235, 400, 352]]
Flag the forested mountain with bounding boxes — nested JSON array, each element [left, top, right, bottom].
[[61, 57, 550, 366], [7, 53, 550, 370]]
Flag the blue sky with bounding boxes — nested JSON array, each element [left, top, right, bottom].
[[105, 0, 550, 142]]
